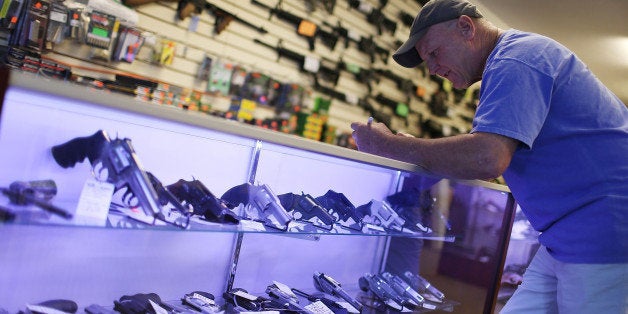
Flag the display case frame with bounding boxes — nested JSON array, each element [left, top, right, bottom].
[[0, 68, 517, 314]]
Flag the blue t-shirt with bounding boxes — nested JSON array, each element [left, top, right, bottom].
[[471, 30, 628, 263]]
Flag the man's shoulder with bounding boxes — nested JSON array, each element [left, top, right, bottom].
[[495, 29, 560, 56], [488, 29, 573, 75]]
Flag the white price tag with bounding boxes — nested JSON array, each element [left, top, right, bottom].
[[303, 56, 320, 73], [188, 15, 199, 32], [345, 93, 358, 105], [74, 179, 114, 226], [347, 29, 361, 42]]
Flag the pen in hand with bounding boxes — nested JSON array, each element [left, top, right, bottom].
[[367, 116, 373, 126]]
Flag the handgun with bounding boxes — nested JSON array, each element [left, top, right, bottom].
[[315, 190, 362, 231], [221, 182, 292, 230], [145, 172, 193, 228], [167, 178, 240, 224], [403, 271, 445, 301], [386, 188, 435, 234], [1, 179, 72, 219], [355, 199, 405, 232], [292, 288, 353, 314], [182, 291, 221, 313], [265, 282, 313, 314], [223, 288, 274, 312], [278, 192, 335, 230], [313, 271, 362, 312], [114, 293, 174, 314], [51, 130, 164, 225], [381, 272, 424, 307], [358, 273, 404, 311]]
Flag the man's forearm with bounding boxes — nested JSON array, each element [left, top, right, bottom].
[[381, 132, 515, 180]]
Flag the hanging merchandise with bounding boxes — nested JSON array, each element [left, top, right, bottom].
[[45, 2, 68, 46], [158, 39, 175, 65], [67, 7, 84, 41], [16, 0, 51, 52], [240, 72, 270, 105], [87, 0, 138, 26], [85, 10, 116, 49], [112, 25, 144, 62], [273, 83, 304, 118], [207, 59, 233, 96], [0, 0, 25, 31], [300, 112, 324, 141], [266, 78, 282, 108], [312, 96, 331, 121], [322, 124, 337, 144], [228, 65, 247, 95], [196, 54, 212, 81], [227, 97, 256, 122]]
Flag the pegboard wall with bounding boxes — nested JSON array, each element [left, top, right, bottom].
[[1, 0, 478, 139]]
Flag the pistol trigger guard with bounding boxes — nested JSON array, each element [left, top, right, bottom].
[[93, 162, 109, 182], [121, 184, 137, 207]]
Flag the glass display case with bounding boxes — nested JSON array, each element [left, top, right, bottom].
[[0, 68, 517, 314]]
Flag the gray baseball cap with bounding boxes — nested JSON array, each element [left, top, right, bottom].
[[392, 0, 483, 68]]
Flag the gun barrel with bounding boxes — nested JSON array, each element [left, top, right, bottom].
[[314, 272, 362, 311], [107, 138, 164, 221], [1, 187, 73, 219]]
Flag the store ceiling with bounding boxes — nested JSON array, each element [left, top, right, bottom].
[[472, 0, 628, 104]]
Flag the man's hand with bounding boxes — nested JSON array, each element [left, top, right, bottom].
[[350, 120, 395, 156]]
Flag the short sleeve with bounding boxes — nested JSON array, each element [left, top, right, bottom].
[[471, 59, 554, 149]]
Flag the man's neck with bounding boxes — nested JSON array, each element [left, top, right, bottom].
[[473, 25, 503, 82]]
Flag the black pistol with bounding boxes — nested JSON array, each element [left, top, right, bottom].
[[145, 172, 193, 228], [278, 192, 336, 230], [167, 178, 240, 224], [315, 190, 363, 231]]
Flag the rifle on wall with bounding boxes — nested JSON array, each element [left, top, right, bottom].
[[347, 0, 397, 36], [251, 0, 338, 51], [176, 0, 267, 34], [253, 38, 340, 86], [205, 2, 267, 35]]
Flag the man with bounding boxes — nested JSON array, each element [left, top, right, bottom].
[[350, 0, 628, 313]]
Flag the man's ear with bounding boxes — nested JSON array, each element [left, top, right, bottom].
[[457, 15, 475, 39]]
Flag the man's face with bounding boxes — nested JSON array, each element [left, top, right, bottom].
[[415, 19, 477, 89]]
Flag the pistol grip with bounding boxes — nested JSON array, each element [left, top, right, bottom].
[[51, 130, 108, 168]]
